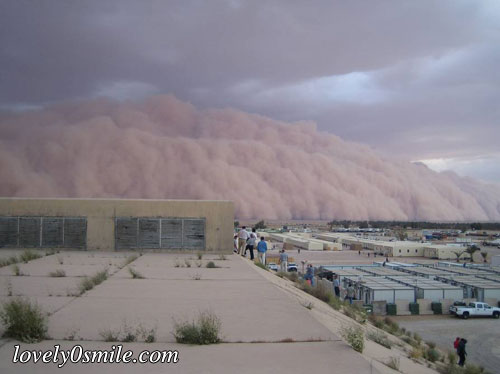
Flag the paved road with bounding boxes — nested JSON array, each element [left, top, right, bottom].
[[394, 315, 500, 373]]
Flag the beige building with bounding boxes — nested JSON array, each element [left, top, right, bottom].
[[0, 198, 234, 252], [423, 245, 470, 260]]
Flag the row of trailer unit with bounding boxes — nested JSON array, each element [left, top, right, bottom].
[[270, 231, 474, 258], [342, 276, 415, 304], [320, 263, 500, 304], [433, 275, 500, 303], [312, 232, 474, 260], [327, 268, 462, 303], [268, 233, 340, 251], [285, 235, 323, 251]]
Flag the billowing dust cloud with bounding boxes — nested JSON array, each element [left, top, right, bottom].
[[1, 95, 499, 220]]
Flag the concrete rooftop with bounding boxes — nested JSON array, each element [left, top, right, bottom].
[[0, 250, 439, 373]]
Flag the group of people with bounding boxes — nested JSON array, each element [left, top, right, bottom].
[[331, 275, 356, 304], [235, 226, 267, 264], [453, 337, 468, 367]]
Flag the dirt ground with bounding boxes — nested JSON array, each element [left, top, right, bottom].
[[393, 314, 500, 373]]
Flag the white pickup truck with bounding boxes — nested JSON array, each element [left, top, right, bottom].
[[449, 302, 500, 319]]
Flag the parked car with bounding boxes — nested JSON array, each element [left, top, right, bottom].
[[267, 263, 278, 271], [287, 263, 298, 272], [449, 302, 500, 319]]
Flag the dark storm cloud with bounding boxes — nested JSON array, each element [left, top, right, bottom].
[[0, 0, 499, 181]]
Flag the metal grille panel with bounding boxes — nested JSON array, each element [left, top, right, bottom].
[[182, 219, 205, 249], [115, 218, 138, 249], [1, 216, 87, 249], [64, 218, 87, 248], [0, 217, 18, 247], [42, 218, 63, 247], [138, 219, 160, 248], [161, 219, 183, 249], [19, 217, 41, 247], [116, 217, 205, 250]]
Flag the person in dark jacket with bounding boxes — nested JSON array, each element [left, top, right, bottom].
[[304, 264, 315, 286], [457, 338, 467, 367], [333, 275, 340, 297]]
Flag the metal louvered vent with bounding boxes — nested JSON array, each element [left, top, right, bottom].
[[0, 216, 87, 249], [64, 218, 87, 248], [138, 219, 160, 248], [0, 217, 18, 247], [161, 219, 182, 249], [115, 217, 205, 250], [42, 218, 63, 247], [19, 217, 41, 247], [182, 219, 205, 249], [115, 218, 138, 249]]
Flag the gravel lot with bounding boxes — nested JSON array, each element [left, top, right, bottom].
[[394, 314, 500, 373]]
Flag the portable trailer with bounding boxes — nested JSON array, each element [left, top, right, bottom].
[[434, 275, 500, 302], [342, 276, 414, 304], [387, 276, 463, 302]]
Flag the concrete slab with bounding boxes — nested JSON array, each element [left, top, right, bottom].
[[0, 276, 82, 297], [0, 340, 380, 374], [0, 253, 123, 276], [0, 295, 73, 314], [130, 253, 245, 269], [48, 277, 334, 342], [0, 249, 26, 259], [113, 265, 260, 280], [416, 299, 433, 315], [395, 300, 411, 316], [1, 264, 118, 277], [110, 253, 252, 280]]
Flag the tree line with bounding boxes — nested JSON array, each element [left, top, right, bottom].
[[327, 220, 500, 231]]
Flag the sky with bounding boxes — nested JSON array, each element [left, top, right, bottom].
[[0, 1, 499, 219]]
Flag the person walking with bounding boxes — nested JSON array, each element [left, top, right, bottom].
[[246, 228, 257, 260], [333, 275, 341, 298], [280, 249, 288, 272], [345, 283, 355, 304], [457, 338, 467, 367], [257, 237, 267, 265], [237, 226, 249, 256]]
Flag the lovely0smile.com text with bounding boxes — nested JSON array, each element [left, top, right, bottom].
[[12, 344, 179, 368]]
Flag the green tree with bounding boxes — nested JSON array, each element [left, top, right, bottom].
[[453, 251, 465, 263], [465, 245, 480, 263], [394, 229, 408, 241], [470, 222, 482, 231], [253, 220, 266, 230]]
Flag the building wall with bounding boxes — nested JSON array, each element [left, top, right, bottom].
[[391, 245, 425, 257], [423, 246, 470, 260], [0, 198, 234, 252]]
